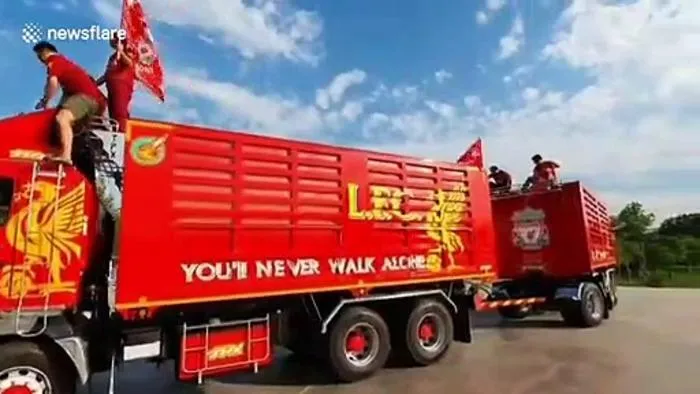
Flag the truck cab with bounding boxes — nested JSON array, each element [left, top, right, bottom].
[[0, 111, 119, 321]]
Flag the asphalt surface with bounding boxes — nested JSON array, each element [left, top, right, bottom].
[[80, 287, 700, 394]]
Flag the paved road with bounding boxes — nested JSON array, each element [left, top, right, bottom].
[[81, 287, 700, 394]]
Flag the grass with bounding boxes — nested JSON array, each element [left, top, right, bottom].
[[619, 271, 700, 289]]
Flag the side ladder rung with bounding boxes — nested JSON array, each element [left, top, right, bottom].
[[37, 171, 63, 179]]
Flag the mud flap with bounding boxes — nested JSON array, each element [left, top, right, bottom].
[[451, 294, 473, 344]]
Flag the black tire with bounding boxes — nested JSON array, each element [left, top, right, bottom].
[[328, 306, 391, 383], [0, 341, 76, 394], [559, 283, 605, 328], [497, 305, 531, 320], [559, 301, 583, 326], [403, 299, 454, 366]]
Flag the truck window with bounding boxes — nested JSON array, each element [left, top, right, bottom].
[[0, 178, 13, 226]]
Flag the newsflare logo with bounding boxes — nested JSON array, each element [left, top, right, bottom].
[[21, 23, 43, 44], [21, 23, 126, 44]]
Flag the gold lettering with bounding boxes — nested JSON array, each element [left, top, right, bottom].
[[347, 183, 426, 222], [207, 343, 246, 361], [347, 183, 365, 220]]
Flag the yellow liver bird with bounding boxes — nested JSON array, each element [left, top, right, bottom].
[[4, 181, 86, 295], [425, 187, 468, 271]]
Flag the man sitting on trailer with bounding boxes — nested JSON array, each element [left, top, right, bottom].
[[488, 165, 512, 195], [33, 41, 107, 165]]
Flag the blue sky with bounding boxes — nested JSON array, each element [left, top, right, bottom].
[[0, 0, 698, 221]]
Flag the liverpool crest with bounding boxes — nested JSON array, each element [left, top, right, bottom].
[[511, 207, 550, 251]]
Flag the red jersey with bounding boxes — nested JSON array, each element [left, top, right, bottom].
[[105, 52, 136, 87], [47, 54, 105, 106], [534, 160, 559, 181]]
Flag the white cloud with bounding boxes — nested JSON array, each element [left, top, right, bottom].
[[198, 34, 215, 45], [132, 90, 202, 125], [340, 101, 364, 122], [391, 85, 419, 103], [464, 95, 482, 110], [434, 69, 453, 84], [358, 0, 700, 221], [476, 0, 507, 26], [92, 0, 324, 65], [362, 112, 391, 138], [604, 191, 700, 222], [315, 69, 367, 110], [504, 65, 533, 84], [486, 0, 507, 11], [168, 72, 324, 137], [521, 87, 539, 101], [51, 2, 67, 11], [498, 14, 525, 60], [91, 0, 120, 24], [50, 0, 77, 10], [425, 100, 456, 120]]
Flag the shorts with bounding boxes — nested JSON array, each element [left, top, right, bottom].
[[59, 94, 100, 123]]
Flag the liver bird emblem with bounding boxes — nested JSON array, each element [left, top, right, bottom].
[[425, 186, 468, 271], [4, 181, 87, 295]]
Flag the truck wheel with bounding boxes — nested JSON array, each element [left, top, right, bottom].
[[560, 283, 605, 328], [497, 305, 531, 320], [0, 341, 75, 394], [403, 299, 453, 366], [328, 307, 391, 382]]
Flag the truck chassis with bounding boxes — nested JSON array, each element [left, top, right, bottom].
[[479, 267, 618, 327], [0, 280, 477, 394]]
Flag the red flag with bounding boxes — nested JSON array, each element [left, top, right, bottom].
[[121, 0, 165, 102], [457, 138, 484, 169]]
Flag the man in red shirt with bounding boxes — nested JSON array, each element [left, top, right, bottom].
[[33, 41, 106, 165], [531, 154, 560, 189], [96, 34, 135, 133]]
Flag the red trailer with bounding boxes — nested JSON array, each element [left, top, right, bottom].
[[0, 111, 498, 394], [478, 182, 619, 326]]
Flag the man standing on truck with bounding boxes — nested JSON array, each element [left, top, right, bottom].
[[33, 41, 106, 165], [96, 33, 136, 133], [488, 165, 512, 194]]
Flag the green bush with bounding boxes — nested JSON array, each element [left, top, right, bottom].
[[645, 272, 665, 287]]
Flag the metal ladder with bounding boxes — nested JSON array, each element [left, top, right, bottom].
[[14, 159, 66, 337]]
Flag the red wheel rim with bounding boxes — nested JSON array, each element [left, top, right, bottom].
[[343, 322, 380, 367], [346, 330, 367, 353], [415, 313, 444, 351], [3, 386, 33, 394], [418, 318, 436, 342], [0, 366, 51, 394]]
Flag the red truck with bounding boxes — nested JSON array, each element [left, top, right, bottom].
[[479, 183, 619, 325], [0, 111, 618, 394]]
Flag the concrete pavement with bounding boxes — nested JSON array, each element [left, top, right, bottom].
[[80, 287, 700, 394]]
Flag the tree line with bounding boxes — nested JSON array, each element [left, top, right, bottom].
[[613, 203, 700, 283]]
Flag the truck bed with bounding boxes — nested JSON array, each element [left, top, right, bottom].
[[114, 120, 498, 310], [490, 182, 617, 280]]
